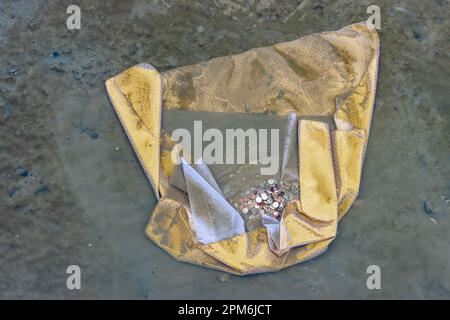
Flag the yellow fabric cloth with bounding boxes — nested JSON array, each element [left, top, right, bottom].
[[105, 22, 379, 275]]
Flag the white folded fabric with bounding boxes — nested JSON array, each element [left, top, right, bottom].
[[181, 158, 245, 244]]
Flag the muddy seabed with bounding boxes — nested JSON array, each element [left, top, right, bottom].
[[0, 0, 449, 299]]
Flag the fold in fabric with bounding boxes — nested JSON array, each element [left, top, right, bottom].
[[279, 113, 299, 184], [261, 213, 290, 255], [181, 158, 245, 244]]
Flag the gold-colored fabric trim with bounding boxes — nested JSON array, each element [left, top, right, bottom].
[[105, 63, 162, 199]]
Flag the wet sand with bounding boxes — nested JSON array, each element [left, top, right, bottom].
[[0, 0, 449, 299]]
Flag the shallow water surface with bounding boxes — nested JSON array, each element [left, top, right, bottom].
[[0, 0, 449, 299]]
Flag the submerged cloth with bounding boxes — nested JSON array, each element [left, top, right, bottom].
[[166, 112, 300, 254], [178, 158, 245, 245], [105, 23, 379, 275], [166, 111, 300, 252]]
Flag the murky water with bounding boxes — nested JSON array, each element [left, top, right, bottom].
[[0, 0, 449, 299]]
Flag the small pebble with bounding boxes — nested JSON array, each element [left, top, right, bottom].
[[423, 201, 435, 215], [218, 273, 230, 282], [8, 68, 18, 76]]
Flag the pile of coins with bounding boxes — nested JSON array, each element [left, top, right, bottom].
[[232, 179, 300, 220]]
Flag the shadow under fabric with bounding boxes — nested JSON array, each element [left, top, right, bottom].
[[105, 23, 380, 275]]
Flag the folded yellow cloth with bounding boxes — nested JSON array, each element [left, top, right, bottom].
[[105, 22, 379, 275]]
